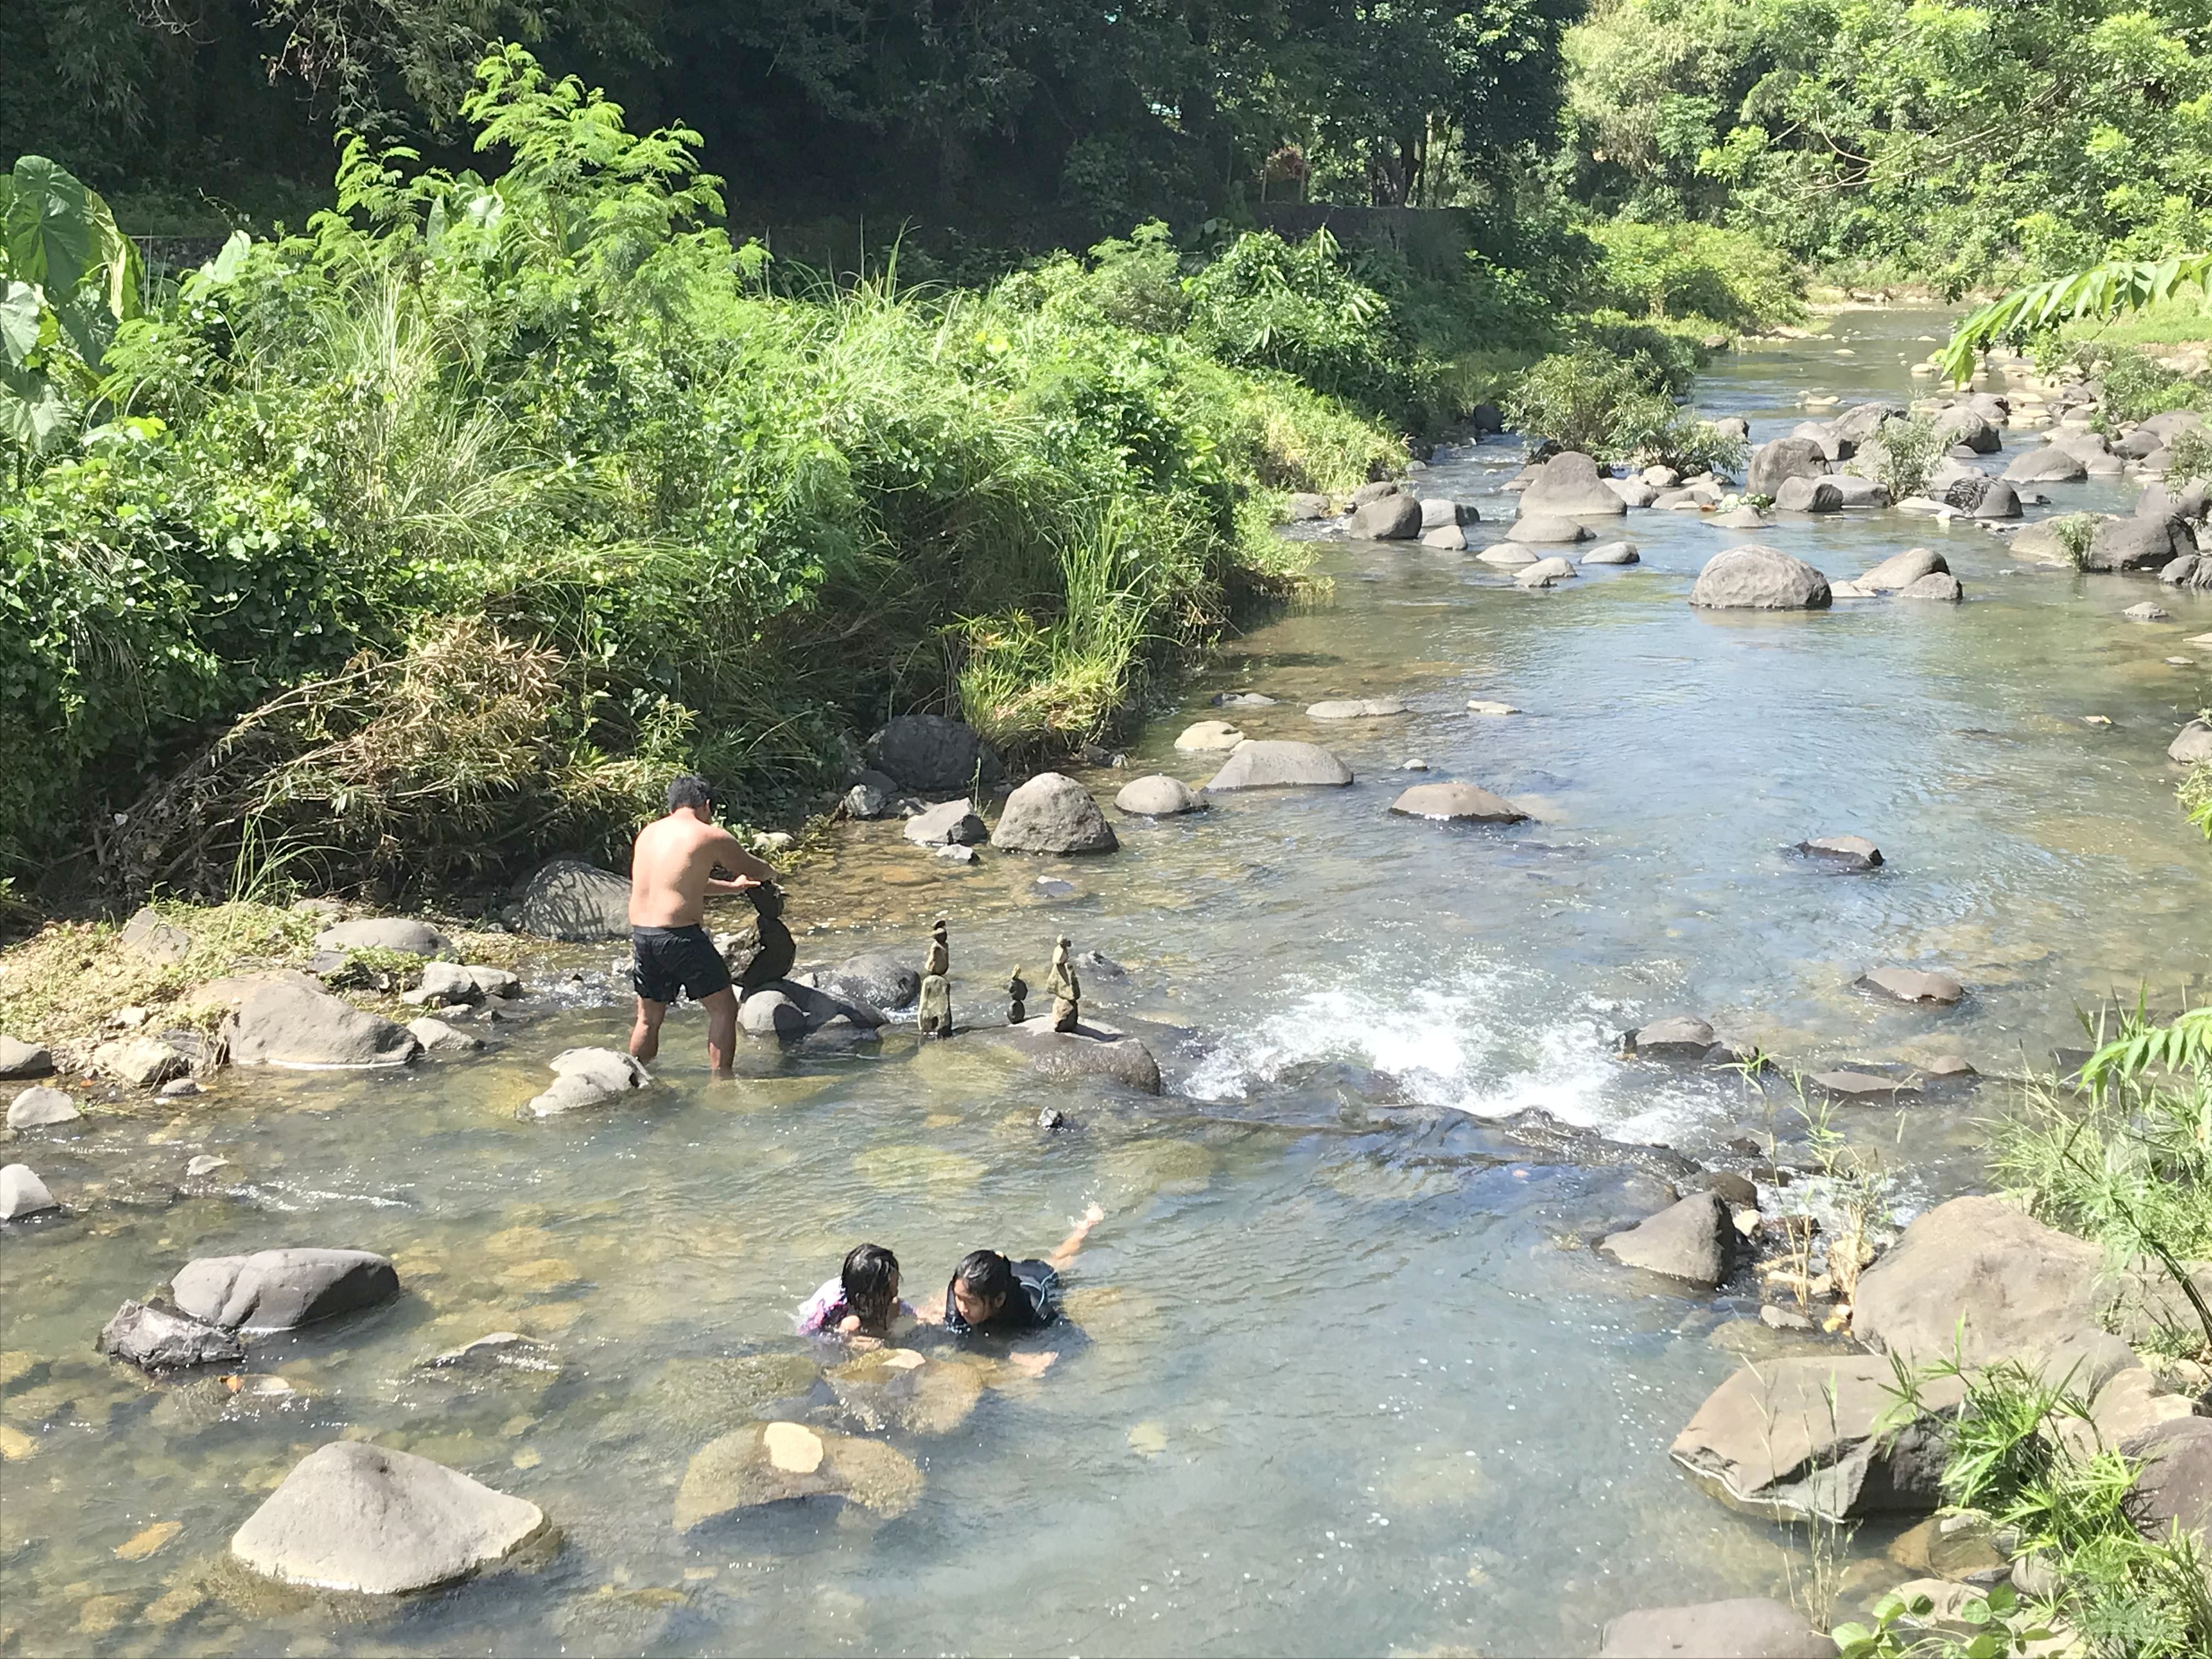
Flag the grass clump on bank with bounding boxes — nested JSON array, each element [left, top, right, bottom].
[[0, 49, 1400, 902]]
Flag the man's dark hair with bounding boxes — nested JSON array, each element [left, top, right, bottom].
[[666, 774, 717, 814], [842, 1242, 899, 1319], [953, 1249, 1015, 1305]]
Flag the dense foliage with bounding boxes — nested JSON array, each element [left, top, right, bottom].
[[0, 55, 1407, 893]]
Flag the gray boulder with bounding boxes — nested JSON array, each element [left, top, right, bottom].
[[903, 799, 986, 847], [98, 1300, 246, 1369], [1898, 572, 1964, 601], [1795, 835, 1881, 870], [1582, 540, 1639, 566], [1347, 480, 1402, 507], [1307, 697, 1409, 719], [173, 1248, 399, 1331], [2141, 480, 2210, 521], [231, 1441, 546, 1595], [0, 1163, 59, 1220], [1515, 556, 1578, 589], [991, 773, 1118, 855], [1419, 523, 1466, 550], [1606, 478, 1659, 507], [2159, 554, 2212, 589], [1629, 1017, 1716, 1061], [1853, 1194, 2138, 1390], [1512, 512, 1594, 544], [1969, 478, 2022, 520], [1285, 492, 1330, 521], [1599, 1192, 1735, 1285], [2170, 720, 2212, 764], [525, 1047, 652, 1116], [1348, 494, 1421, 540], [1747, 436, 1829, 497], [987, 1019, 1163, 1094], [1832, 402, 1906, 443], [2005, 445, 2087, 483], [1812, 1069, 1921, 1100], [1388, 783, 1526, 823], [1670, 1355, 1960, 1522], [0, 1037, 53, 1080], [815, 953, 920, 1012], [8, 1085, 80, 1128], [737, 990, 804, 1039], [867, 713, 1000, 794], [1598, 1598, 1837, 1658], [1825, 474, 1890, 508], [402, 961, 518, 1007], [1419, 498, 1474, 529], [1114, 775, 1201, 816], [1520, 451, 1628, 516], [1933, 405, 2000, 453], [312, 917, 456, 958], [1204, 741, 1353, 790], [2088, 514, 2196, 572], [1775, 476, 1843, 513], [91, 1035, 190, 1087], [1711, 506, 1768, 529], [2123, 600, 2172, 623], [1175, 719, 1246, 751], [1858, 966, 1962, 1004], [1689, 546, 1832, 610], [1859, 548, 1948, 591], [120, 906, 194, 965], [1789, 420, 1850, 462], [228, 979, 420, 1069], [516, 860, 631, 942], [1708, 415, 1751, 442], [1475, 542, 1538, 567], [407, 1017, 484, 1054], [2121, 1418, 2210, 1554]]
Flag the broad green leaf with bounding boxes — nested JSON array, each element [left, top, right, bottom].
[[205, 230, 250, 284], [0, 358, 68, 450], [1831, 1623, 1874, 1645], [0, 280, 38, 366], [1961, 1634, 2000, 1659], [3, 156, 101, 297]]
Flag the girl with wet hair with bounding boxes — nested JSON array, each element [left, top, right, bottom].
[[934, 1204, 1106, 1338], [795, 1242, 912, 1340]]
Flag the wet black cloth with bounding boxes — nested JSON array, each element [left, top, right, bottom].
[[943, 1258, 1061, 1334], [630, 923, 733, 1005], [736, 883, 795, 993]]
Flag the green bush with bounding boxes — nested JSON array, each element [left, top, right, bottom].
[[1502, 343, 1746, 471], [1848, 415, 1944, 501], [1589, 219, 1807, 331]]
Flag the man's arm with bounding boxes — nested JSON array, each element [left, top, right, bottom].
[[705, 828, 777, 891], [1046, 1203, 1107, 1272]]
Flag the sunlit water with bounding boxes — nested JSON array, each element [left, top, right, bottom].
[[3, 309, 2208, 1656]]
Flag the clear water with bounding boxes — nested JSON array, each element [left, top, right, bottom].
[[3, 309, 2208, 1656]]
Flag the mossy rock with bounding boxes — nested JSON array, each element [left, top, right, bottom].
[[823, 1348, 986, 1436], [672, 1422, 922, 1530], [643, 1354, 823, 1438], [850, 1143, 985, 1191]]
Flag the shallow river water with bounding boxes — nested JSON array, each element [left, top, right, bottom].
[[3, 309, 2209, 1656]]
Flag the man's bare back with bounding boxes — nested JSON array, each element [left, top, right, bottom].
[[629, 811, 773, 927]]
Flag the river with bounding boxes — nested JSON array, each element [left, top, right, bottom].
[[1, 307, 2207, 1656]]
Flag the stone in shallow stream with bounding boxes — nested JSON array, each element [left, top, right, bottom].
[[824, 1348, 988, 1436], [671, 1423, 923, 1530]]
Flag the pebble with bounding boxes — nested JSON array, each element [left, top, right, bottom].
[[184, 1155, 230, 1178], [934, 844, 978, 865], [1401, 758, 1429, 771]]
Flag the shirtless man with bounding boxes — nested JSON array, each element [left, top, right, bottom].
[[627, 775, 778, 1073]]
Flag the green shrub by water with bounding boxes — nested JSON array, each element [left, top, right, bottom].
[[0, 51, 1400, 894]]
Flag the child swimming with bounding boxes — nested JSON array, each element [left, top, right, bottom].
[[925, 1203, 1106, 1339], [795, 1242, 913, 1341]]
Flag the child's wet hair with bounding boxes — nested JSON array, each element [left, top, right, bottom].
[[841, 1242, 899, 1319], [953, 1249, 1015, 1305]]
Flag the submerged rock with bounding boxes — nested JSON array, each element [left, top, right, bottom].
[[1795, 834, 1882, 870], [1671, 1353, 1961, 1522], [1857, 966, 1962, 1005], [1810, 1070, 1921, 1101], [98, 1300, 245, 1370], [232, 1440, 546, 1594], [525, 1047, 652, 1115], [672, 1422, 923, 1530], [1306, 697, 1409, 720], [1204, 741, 1352, 790], [1599, 1192, 1736, 1285], [1626, 1017, 1716, 1062], [172, 1248, 399, 1332], [0, 1163, 59, 1220], [811, 953, 921, 1012], [1387, 783, 1526, 823], [823, 1348, 988, 1436], [7, 1085, 80, 1128], [984, 1019, 1163, 1094], [1598, 1597, 1838, 1658], [991, 774, 1118, 855], [407, 1017, 484, 1054]]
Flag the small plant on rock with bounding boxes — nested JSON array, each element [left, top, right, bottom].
[[2050, 512, 2100, 571], [1852, 415, 1943, 500]]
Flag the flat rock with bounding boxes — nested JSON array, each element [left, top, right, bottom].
[[1512, 512, 1595, 544], [1689, 545, 1831, 610], [1581, 540, 1639, 565], [0, 1037, 54, 1080], [0, 1163, 59, 1220], [1204, 741, 1352, 790], [812, 953, 921, 1011], [1858, 966, 1962, 1005], [407, 1017, 484, 1054], [1114, 775, 1201, 816], [673, 1423, 923, 1529], [7, 1085, 80, 1128], [1853, 1194, 2139, 1390], [120, 906, 194, 966], [1629, 1017, 1716, 1061], [902, 798, 986, 847], [991, 773, 1118, 854], [98, 1300, 245, 1370], [1795, 834, 1882, 869], [2122, 601, 2171, 623], [1597, 1597, 1838, 1658], [228, 979, 420, 1069], [1306, 698, 1408, 720], [1475, 542, 1538, 567], [1600, 1192, 1735, 1286], [173, 1248, 399, 1331], [1898, 572, 1964, 601], [232, 1441, 546, 1594], [1520, 451, 1627, 516], [986, 1019, 1163, 1094], [1465, 700, 1521, 716], [1515, 556, 1577, 588], [1811, 1070, 1920, 1100], [867, 714, 999, 794], [311, 918, 456, 959], [1175, 720, 1246, 751], [1670, 1354, 1961, 1522], [1388, 783, 1526, 823]]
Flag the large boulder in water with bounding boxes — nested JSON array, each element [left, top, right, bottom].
[[2005, 445, 2087, 483], [98, 1300, 246, 1370], [1858, 548, 1948, 591], [1598, 1192, 1736, 1285], [1669, 1353, 1960, 1522], [1204, 741, 1353, 790], [982, 1019, 1163, 1094], [1389, 783, 1526, 823], [1511, 512, 1594, 544], [1114, 775, 1201, 816], [902, 799, 985, 847], [525, 1047, 652, 1116], [1598, 1599, 1838, 1658], [0, 1163, 59, 1220], [1933, 404, 2000, 453], [1519, 451, 1627, 516], [812, 953, 919, 1012], [516, 860, 631, 941], [1775, 476, 1843, 513], [991, 773, 1118, 855], [867, 713, 1000, 795], [1347, 494, 1421, 539], [1853, 1194, 2138, 1389], [2089, 513, 2196, 572], [232, 1441, 547, 1594], [1747, 436, 1828, 498], [228, 978, 420, 1069], [1689, 546, 1831, 610], [312, 918, 455, 959], [172, 1248, 399, 1331], [2170, 720, 2212, 764]]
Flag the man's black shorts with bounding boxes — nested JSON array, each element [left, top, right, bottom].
[[630, 924, 733, 1005]]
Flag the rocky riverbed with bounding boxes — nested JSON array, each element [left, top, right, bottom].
[[1, 307, 2207, 1656]]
